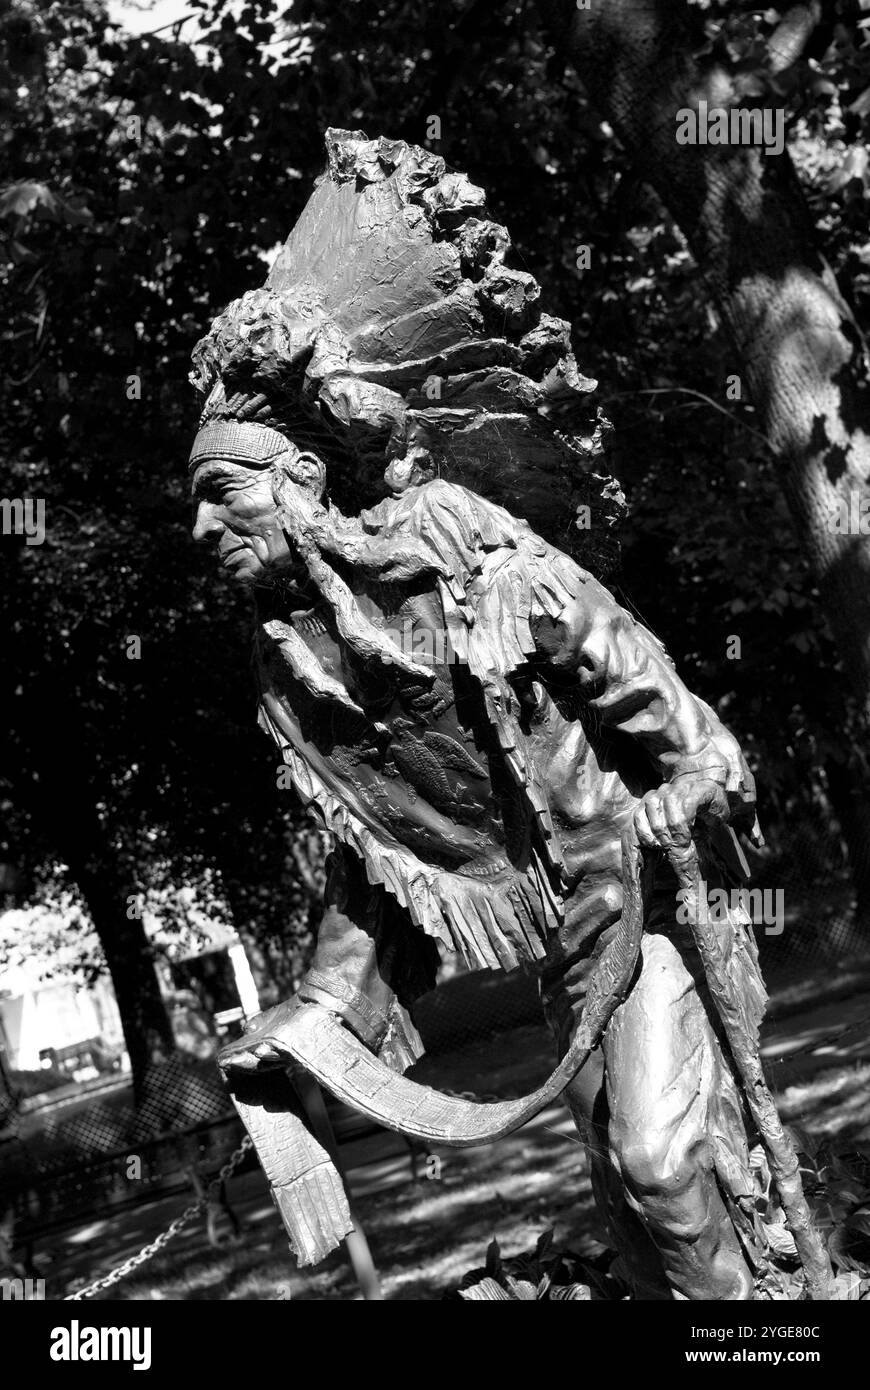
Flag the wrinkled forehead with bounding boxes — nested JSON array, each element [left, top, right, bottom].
[[188, 420, 296, 473]]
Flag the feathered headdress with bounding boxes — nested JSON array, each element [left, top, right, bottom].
[[190, 128, 625, 574]]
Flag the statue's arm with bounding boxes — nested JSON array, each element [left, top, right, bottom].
[[297, 844, 439, 1068], [534, 574, 757, 851]]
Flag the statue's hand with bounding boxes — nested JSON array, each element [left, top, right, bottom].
[[632, 777, 730, 853]]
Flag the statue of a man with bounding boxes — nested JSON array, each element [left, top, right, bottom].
[[188, 131, 800, 1300]]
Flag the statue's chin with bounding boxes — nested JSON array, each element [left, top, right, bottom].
[[221, 551, 263, 584], [221, 546, 304, 592]]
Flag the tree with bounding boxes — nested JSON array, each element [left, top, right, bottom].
[[538, 0, 870, 926], [3, 0, 869, 1097], [0, 0, 326, 1095]]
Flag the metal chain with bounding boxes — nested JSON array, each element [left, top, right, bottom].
[[64, 1136, 253, 1301]]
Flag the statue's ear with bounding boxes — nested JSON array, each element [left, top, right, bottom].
[[275, 448, 325, 498]]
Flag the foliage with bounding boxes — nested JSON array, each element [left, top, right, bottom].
[[452, 1150, 870, 1299], [448, 1231, 620, 1300], [2, 0, 870, 1034], [790, 1127, 870, 1286], [0, 893, 102, 985], [0, 0, 328, 1016]]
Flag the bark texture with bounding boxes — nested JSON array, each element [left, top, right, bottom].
[[14, 691, 176, 1101], [541, 0, 870, 712], [540, 0, 870, 927]]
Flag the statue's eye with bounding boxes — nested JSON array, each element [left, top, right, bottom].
[[210, 478, 241, 501], [194, 467, 249, 502]]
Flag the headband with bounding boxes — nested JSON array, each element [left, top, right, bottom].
[[188, 420, 292, 472]]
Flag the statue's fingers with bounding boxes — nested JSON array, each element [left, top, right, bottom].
[[633, 802, 659, 849], [643, 794, 672, 847], [697, 782, 729, 822], [662, 788, 692, 847]]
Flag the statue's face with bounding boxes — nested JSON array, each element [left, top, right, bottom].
[[190, 418, 327, 583], [191, 459, 294, 584]]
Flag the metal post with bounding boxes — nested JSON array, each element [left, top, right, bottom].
[[292, 1067, 384, 1300]]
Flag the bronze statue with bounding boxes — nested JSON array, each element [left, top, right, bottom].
[[189, 130, 832, 1300]]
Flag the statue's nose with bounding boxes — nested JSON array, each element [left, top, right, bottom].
[[192, 501, 221, 543]]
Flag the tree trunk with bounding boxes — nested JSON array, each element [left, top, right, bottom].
[[539, 0, 870, 929], [12, 708, 176, 1101], [71, 861, 176, 1101], [541, 0, 870, 715]]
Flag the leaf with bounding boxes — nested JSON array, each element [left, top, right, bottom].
[[458, 1278, 513, 1301], [0, 181, 59, 221], [763, 1221, 798, 1259], [0, 181, 93, 228], [830, 147, 870, 192], [483, 1236, 503, 1280], [845, 1209, 870, 1238], [826, 1223, 867, 1273], [534, 1229, 555, 1263], [503, 1276, 538, 1300]]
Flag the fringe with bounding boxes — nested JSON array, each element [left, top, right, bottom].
[[259, 481, 600, 969], [261, 699, 552, 970]]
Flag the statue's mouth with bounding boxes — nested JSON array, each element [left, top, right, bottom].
[[220, 542, 249, 564]]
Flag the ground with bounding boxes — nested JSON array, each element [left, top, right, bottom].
[[32, 958, 869, 1302]]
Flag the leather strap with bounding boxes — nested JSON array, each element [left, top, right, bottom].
[[221, 827, 646, 1146], [298, 968, 391, 1050]]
